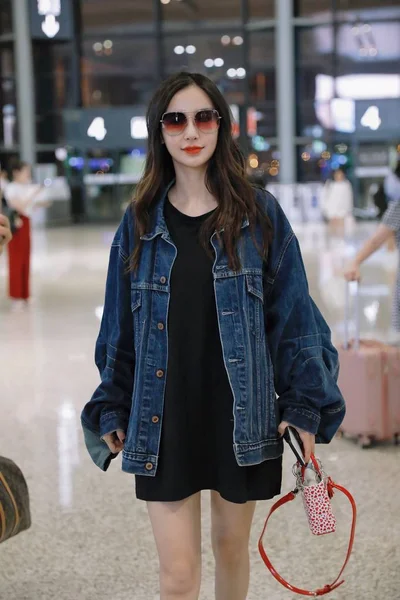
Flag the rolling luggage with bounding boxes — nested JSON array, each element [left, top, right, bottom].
[[337, 282, 400, 447]]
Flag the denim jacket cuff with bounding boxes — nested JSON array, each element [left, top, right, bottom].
[[281, 407, 321, 436], [99, 411, 129, 438]]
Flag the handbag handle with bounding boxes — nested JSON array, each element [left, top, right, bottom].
[[344, 280, 360, 351], [258, 454, 357, 597]]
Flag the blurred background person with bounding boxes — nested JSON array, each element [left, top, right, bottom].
[[383, 161, 400, 252], [384, 160, 400, 204], [321, 168, 354, 236], [4, 160, 51, 310], [344, 198, 400, 336]]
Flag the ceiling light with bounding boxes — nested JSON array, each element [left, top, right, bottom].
[[160, 0, 171, 4], [103, 40, 113, 49], [221, 35, 231, 45], [214, 58, 224, 67], [204, 59, 214, 68], [233, 36, 243, 46], [227, 68, 237, 78], [236, 67, 246, 78], [174, 45, 185, 55], [186, 45, 196, 54], [93, 42, 102, 52]]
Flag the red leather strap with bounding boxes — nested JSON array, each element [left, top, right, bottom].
[[258, 459, 357, 596]]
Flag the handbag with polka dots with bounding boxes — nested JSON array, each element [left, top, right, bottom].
[[258, 454, 357, 596]]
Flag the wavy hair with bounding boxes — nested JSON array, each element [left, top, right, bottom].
[[131, 72, 272, 271]]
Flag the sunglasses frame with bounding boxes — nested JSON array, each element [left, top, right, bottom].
[[160, 108, 222, 136]]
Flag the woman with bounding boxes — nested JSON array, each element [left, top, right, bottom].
[[321, 168, 354, 235], [81, 72, 345, 600], [344, 199, 400, 333], [4, 160, 50, 308]]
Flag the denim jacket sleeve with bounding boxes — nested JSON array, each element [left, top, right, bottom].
[[81, 210, 135, 469], [262, 192, 345, 442]]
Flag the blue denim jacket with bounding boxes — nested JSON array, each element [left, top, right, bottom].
[[81, 187, 345, 475]]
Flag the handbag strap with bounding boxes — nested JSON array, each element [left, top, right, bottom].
[[258, 459, 357, 597]]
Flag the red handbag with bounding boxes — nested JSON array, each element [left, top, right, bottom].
[[258, 454, 357, 596]]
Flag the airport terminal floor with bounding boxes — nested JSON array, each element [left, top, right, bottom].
[[1, 218, 399, 600]]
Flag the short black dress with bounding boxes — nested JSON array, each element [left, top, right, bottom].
[[135, 199, 282, 504]]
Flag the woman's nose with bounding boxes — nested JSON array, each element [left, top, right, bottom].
[[184, 116, 199, 139]]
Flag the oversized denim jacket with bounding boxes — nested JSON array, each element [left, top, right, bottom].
[[81, 186, 345, 475]]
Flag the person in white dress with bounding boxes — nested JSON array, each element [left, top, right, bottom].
[[4, 161, 51, 308], [321, 168, 354, 235]]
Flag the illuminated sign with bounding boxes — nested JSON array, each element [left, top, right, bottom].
[[360, 106, 382, 131], [30, 0, 73, 40], [63, 108, 149, 149]]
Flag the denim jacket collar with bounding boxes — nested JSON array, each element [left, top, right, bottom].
[[140, 180, 250, 241]]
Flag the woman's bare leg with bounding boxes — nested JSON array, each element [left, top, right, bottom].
[[210, 491, 256, 600], [147, 492, 202, 600]]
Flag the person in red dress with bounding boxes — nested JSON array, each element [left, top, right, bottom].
[[4, 161, 50, 309]]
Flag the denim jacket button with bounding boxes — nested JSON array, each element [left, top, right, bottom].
[[152, 416, 160, 424], [160, 276, 167, 284], [157, 323, 165, 331], [145, 463, 153, 471], [156, 369, 164, 378]]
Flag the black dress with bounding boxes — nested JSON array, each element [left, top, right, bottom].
[[135, 199, 282, 504]]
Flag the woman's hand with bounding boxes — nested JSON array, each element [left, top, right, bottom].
[[344, 260, 361, 282], [278, 421, 315, 464], [102, 429, 126, 454]]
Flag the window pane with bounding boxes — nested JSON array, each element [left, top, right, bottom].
[[81, 0, 154, 34], [163, 34, 247, 105], [247, 145, 280, 184], [0, 0, 12, 35], [161, 0, 242, 30], [296, 26, 334, 64], [247, 103, 277, 138], [81, 74, 155, 107], [82, 37, 157, 106], [0, 45, 14, 78], [335, 20, 400, 72], [295, 0, 332, 17], [248, 0, 274, 21], [36, 112, 64, 144]]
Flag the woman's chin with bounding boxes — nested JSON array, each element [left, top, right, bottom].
[[173, 155, 210, 170]]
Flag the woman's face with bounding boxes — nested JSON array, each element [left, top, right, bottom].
[[334, 169, 345, 182], [161, 85, 219, 171], [14, 165, 31, 184]]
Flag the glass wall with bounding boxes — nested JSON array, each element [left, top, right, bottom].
[[295, 3, 400, 185], [3, 0, 400, 211]]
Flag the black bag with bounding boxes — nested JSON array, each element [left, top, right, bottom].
[[372, 184, 388, 219], [0, 456, 31, 543], [1, 197, 20, 235]]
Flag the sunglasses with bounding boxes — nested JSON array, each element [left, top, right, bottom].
[[160, 109, 221, 136]]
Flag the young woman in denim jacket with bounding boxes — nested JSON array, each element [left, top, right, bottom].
[[82, 72, 345, 600]]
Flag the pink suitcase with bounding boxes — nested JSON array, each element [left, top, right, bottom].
[[337, 283, 400, 447]]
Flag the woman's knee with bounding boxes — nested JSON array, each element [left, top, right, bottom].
[[160, 557, 200, 595], [212, 531, 249, 566]]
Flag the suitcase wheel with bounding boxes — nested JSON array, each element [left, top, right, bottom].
[[358, 435, 373, 449]]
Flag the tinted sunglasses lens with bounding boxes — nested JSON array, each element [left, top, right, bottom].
[[162, 112, 187, 134], [195, 110, 219, 133]]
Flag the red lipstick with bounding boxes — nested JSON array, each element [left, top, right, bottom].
[[183, 146, 203, 155]]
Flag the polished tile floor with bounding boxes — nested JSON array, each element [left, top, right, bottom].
[[0, 218, 399, 600]]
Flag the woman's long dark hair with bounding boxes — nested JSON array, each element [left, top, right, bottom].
[[131, 72, 273, 271]]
